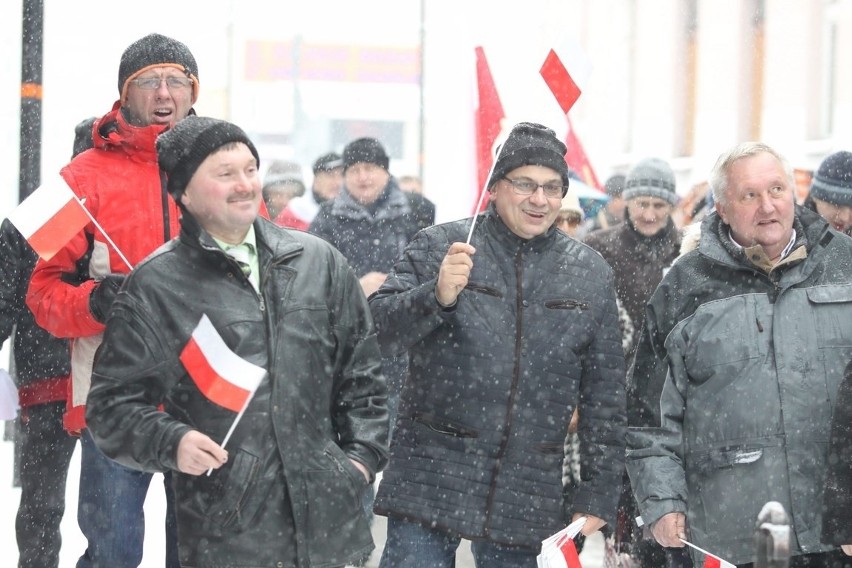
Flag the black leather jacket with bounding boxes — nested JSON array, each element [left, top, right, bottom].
[[87, 215, 388, 567]]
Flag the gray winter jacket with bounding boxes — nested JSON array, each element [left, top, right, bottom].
[[626, 207, 852, 565], [371, 207, 626, 549]]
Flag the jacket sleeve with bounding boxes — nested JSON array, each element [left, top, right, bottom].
[[572, 273, 628, 525], [329, 252, 390, 478], [625, 290, 689, 527], [86, 295, 191, 473], [25, 169, 103, 338], [368, 229, 452, 356]]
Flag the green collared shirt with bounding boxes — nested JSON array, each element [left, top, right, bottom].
[[213, 225, 260, 291]]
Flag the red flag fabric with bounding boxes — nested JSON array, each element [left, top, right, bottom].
[[180, 315, 266, 413], [558, 536, 583, 568], [540, 48, 582, 115], [564, 116, 602, 191], [7, 175, 90, 261], [703, 555, 735, 568], [473, 46, 505, 213]]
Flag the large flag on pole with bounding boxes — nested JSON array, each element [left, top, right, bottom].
[[180, 314, 266, 413], [565, 116, 602, 190], [7, 175, 89, 260], [472, 46, 505, 214]]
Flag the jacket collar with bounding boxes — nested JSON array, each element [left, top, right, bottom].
[[330, 177, 411, 221], [92, 101, 170, 162], [480, 204, 560, 254], [179, 211, 304, 264]]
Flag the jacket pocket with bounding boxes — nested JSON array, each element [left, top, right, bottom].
[[806, 284, 852, 348], [413, 411, 479, 437], [304, 441, 373, 565], [187, 448, 266, 532], [545, 298, 588, 311], [464, 282, 502, 298]]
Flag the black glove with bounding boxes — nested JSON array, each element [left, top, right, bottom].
[[89, 273, 126, 323]]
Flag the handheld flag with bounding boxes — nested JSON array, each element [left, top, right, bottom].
[[7, 175, 89, 261], [680, 538, 735, 568], [472, 46, 505, 214], [180, 314, 266, 413], [539, 38, 592, 115], [537, 516, 586, 568]]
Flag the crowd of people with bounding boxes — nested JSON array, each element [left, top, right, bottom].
[[1, 32, 850, 568]]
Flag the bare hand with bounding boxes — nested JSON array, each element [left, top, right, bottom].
[[350, 459, 371, 482], [572, 512, 606, 536], [842, 544, 852, 556], [359, 272, 387, 297], [436, 242, 475, 307], [651, 512, 687, 548], [176, 430, 228, 476]]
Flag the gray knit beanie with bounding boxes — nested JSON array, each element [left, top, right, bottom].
[[156, 116, 259, 200], [622, 158, 678, 205], [810, 151, 852, 206]]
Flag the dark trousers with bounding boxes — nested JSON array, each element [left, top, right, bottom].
[[15, 401, 78, 568]]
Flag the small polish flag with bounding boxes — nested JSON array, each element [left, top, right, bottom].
[[538, 517, 586, 567], [7, 175, 90, 260], [539, 39, 592, 115], [180, 314, 266, 413], [680, 538, 735, 568], [703, 555, 735, 568]]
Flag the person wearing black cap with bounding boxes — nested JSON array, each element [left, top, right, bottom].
[[370, 122, 626, 567], [26, 32, 200, 568], [85, 116, 389, 568], [804, 150, 852, 236], [275, 151, 345, 230]]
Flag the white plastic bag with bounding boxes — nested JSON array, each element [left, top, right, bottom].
[[0, 369, 19, 420]]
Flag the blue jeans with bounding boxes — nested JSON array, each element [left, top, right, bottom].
[[379, 517, 539, 568], [76, 429, 179, 568]]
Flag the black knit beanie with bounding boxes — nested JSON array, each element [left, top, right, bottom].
[[118, 33, 199, 105], [810, 151, 852, 206], [487, 122, 570, 195], [156, 116, 260, 200], [342, 138, 390, 171]]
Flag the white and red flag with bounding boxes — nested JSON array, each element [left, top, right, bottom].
[[180, 314, 266, 414], [472, 45, 506, 214], [539, 38, 592, 116], [7, 175, 89, 261], [537, 516, 586, 568], [680, 538, 736, 568]]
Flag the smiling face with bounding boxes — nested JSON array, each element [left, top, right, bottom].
[[123, 65, 194, 127], [490, 164, 563, 239], [715, 151, 795, 260], [344, 162, 390, 205], [181, 143, 261, 244]]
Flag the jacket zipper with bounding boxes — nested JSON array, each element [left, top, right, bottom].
[[159, 170, 171, 243], [483, 247, 525, 534]]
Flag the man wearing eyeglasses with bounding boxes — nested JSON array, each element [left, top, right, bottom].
[[26, 33, 199, 568], [370, 122, 626, 567]]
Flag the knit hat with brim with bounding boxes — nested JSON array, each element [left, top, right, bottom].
[[118, 33, 199, 105], [156, 116, 259, 200], [622, 158, 678, 205], [487, 122, 570, 195], [810, 150, 852, 206]]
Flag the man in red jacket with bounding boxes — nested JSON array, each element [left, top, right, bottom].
[[26, 33, 198, 568]]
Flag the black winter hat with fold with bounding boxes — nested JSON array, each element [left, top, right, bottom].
[[487, 122, 570, 196], [342, 138, 390, 171], [810, 150, 852, 206], [118, 33, 199, 105], [157, 116, 260, 200]]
